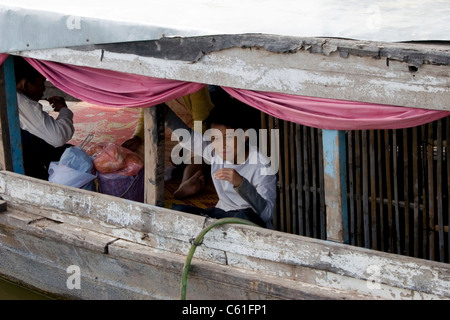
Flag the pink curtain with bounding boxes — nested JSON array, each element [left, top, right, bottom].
[[2, 53, 448, 129], [25, 58, 206, 108], [223, 87, 450, 130], [0, 53, 7, 65]]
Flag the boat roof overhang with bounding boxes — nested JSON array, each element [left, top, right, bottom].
[[1, 0, 450, 52]]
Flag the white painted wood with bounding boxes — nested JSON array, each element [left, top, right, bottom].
[[322, 130, 347, 243], [0, 171, 448, 299], [16, 41, 450, 111]]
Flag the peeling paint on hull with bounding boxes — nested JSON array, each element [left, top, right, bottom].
[[0, 171, 448, 300]]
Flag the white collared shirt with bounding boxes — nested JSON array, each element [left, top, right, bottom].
[[211, 145, 276, 228], [167, 108, 276, 228], [17, 92, 74, 147]]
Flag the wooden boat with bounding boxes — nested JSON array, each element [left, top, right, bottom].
[[0, 1, 449, 300], [1, 170, 449, 300]]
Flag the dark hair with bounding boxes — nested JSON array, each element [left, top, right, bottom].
[[206, 92, 261, 130], [14, 56, 42, 84]]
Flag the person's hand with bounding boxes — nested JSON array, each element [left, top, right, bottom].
[[213, 168, 243, 188], [121, 136, 142, 151], [47, 96, 68, 112]]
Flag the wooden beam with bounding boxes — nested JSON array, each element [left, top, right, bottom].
[[143, 104, 165, 206], [322, 129, 348, 243], [16, 37, 450, 112], [0, 56, 24, 174]]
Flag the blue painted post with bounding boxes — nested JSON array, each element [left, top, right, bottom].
[[2, 56, 24, 174], [322, 129, 348, 243]]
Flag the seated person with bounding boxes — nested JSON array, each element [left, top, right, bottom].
[[122, 86, 215, 199], [14, 56, 74, 180], [166, 94, 276, 228]]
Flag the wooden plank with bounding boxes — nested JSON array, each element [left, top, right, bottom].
[[283, 120, 291, 233], [277, 118, 285, 232], [369, 130, 377, 250], [144, 104, 165, 206], [339, 129, 348, 244], [412, 126, 420, 258], [362, 131, 370, 248], [268, 115, 280, 231], [303, 126, 310, 237], [289, 121, 297, 235], [295, 123, 304, 235], [108, 239, 371, 300], [0, 210, 407, 300], [348, 131, 355, 245], [447, 116, 450, 263], [436, 119, 444, 262], [1, 170, 449, 300], [427, 123, 435, 261], [384, 130, 394, 253], [311, 127, 318, 238], [420, 125, 428, 259], [317, 129, 326, 240], [434, 225, 449, 232], [75, 36, 450, 68], [322, 130, 347, 243], [0, 171, 223, 263], [392, 130, 401, 254], [377, 130, 385, 252], [355, 131, 363, 247], [22, 38, 450, 112], [403, 128, 410, 256]]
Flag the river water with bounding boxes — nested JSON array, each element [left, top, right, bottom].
[[0, 277, 53, 300]]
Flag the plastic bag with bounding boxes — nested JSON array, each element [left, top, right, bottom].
[[48, 146, 96, 189], [87, 142, 143, 176], [48, 161, 96, 189], [48, 133, 97, 189], [59, 145, 94, 173]]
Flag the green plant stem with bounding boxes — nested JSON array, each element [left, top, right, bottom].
[[180, 217, 260, 300]]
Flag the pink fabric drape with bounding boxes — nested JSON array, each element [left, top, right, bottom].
[[2, 53, 448, 129], [0, 53, 7, 65], [223, 87, 450, 130], [25, 58, 206, 108]]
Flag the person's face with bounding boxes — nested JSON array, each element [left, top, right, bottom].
[[210, 124, 248, 163], [22, 76, 46, 101]]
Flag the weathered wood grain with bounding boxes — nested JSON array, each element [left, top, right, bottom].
[[16, 35, 450, 111], [0, 171, 448, 299]]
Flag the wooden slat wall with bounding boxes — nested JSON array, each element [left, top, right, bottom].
[[262, 114, 326, 240], [263, 111, 448, 264], [346, 116, 449, 263]]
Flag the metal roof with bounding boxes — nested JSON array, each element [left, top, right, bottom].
[[1, 0, 449, 53]]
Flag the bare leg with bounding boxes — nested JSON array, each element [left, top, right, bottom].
[[173, 163, 206, 199]]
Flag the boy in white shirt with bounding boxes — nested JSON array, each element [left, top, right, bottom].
[[167, 94, 277, 228]]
